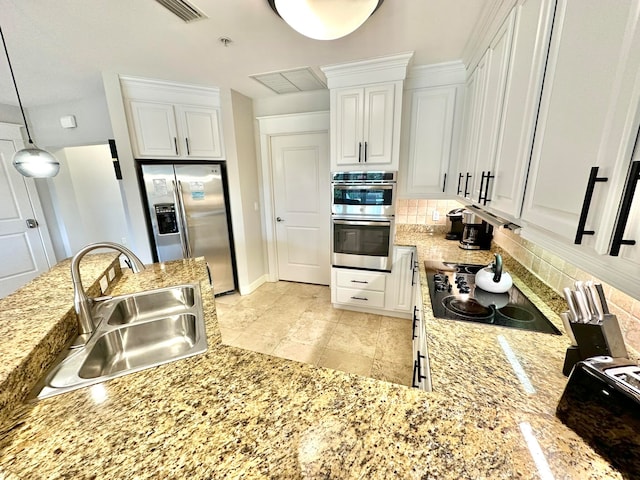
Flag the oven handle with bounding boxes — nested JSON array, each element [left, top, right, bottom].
[[332, 184, 395, 190], [333, 219, 392, 227]]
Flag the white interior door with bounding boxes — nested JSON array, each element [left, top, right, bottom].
[[0, 139, 53, 297], [271, 132, 330, 285]]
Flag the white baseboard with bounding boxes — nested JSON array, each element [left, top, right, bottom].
[[238, 274, 268, 295]]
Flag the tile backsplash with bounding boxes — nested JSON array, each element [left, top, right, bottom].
[[398, 198, 640, 355]]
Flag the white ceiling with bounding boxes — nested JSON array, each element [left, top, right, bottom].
[[0, 0, 491, 108]]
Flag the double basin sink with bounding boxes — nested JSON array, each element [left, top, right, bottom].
[[32, 284, 208, 400]]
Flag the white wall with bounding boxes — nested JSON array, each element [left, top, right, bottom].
[[253, 90, 329, 117], [0, 104, 23, 125], [221, 88, 268, 293], [41, 145, 128, 258], [26, 94, 114, 149]]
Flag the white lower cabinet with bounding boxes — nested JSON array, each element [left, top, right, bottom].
[[331, 246, 417, 318], [412, 280, 432, 391]]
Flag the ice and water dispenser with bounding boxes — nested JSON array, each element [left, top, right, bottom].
[[154, 203, 179, 235]]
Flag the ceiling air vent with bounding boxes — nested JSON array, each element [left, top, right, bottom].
[[154, 0, 207, 23], [250, 67, 327, 95]]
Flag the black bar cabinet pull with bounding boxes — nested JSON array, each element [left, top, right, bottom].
[[351, 296, 368, 301], [412, 307, 418, 339], [478, 171, 486, 203], [416, 352, 427, 382], [482, 171, 494, 205], [350, 280, 369, 284], [610, 160, 640, 256], [574, 166, 609, 244], [358, 142, 362, 163], [185, 137, 190, 155], [173, 137, 179, 155], [412, 361, 419, 388], [464, 172, 472, 197], [457, 173, 463, 195], [442, 173, 447, 193], [410, 251, 415, 286], [364, 141, 368, 163]]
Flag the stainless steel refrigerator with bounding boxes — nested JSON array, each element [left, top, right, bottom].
[[140, 163, 236, 295]]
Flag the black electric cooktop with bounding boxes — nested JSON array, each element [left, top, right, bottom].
[[425, 260, 561, 335]]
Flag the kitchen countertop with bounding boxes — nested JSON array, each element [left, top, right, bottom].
[[0, 235, 626, 479]]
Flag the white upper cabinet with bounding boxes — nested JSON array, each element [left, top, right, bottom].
[[398, 61, 465, 198], [488, 0, 555, 218], [333, 84, 395, 166], [521, 0, 636, 242], [322, 53, 413, 172], [121, 76, 225, 160]]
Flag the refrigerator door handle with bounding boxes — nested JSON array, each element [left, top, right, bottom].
[[172, 180, 191, 258]]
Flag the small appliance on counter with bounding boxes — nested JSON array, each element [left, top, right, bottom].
[[557, 356, 640, 478], [460, 210, 493, 250], [445, 208, 465, 240]]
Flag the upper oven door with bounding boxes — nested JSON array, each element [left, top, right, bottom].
[[332, 183, 395, 216]]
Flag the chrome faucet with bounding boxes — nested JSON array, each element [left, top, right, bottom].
[[71, 242, 145, 339]]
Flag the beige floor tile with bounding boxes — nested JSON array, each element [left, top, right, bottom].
[[286, 282, 326, 298], [273, 339, 324, 364], [218, 326, 244, 345], [214, 292, 242, 306], [247, 315, 298, 339], [370, 359, 414, 387], [228, 333, 280, 355], [339, 310, 382, 330], [301, 303, 344, 323], [325, 323, 379, 358], [216, 305, 260, 329], [379, 315, 412, 332], [237, 290, 281, 310], [286, 317, 337, 346], [374, 326, 413, 365], [318, 348, 373, 377]]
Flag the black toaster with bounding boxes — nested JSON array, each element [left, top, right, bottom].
[[556, 356, 640, 477]]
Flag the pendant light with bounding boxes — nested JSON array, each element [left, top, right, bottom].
[[268, 0, 384, 41], [1, 25, 60, 178]]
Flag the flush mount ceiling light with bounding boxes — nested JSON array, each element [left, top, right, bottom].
[[0, 25, 60, 178], [268, 0, 384, 40]]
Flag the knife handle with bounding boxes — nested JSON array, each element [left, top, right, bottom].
[[573, 290, 592, 323], [560, 312, 578, 346], [563, 287, 579, 322], [594, 283, 610, 315], [585, 282, 604, 322]]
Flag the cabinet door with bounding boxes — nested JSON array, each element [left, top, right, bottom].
[[334, 88, 364, 166], [363, 83, 395, 165], [471, 10, 516, 204], [385, 246, 416, 313], [521, 0, 635, 242], [179, 106, 224, 159], [403, 86, 457, 196], [489, 0, 555, 218], [458, 51, 490, 201], [128, 101, 179, 157]]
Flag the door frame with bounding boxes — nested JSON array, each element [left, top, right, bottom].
[[256, 111, 329, 282], [0, 122, 56, 271]]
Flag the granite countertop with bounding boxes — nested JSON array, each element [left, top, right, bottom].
[[0, 236, 625, 479]]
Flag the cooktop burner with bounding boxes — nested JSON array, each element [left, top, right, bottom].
[[425, 260, 561, 335]]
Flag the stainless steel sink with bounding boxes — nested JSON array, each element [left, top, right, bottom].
[[32, 284, 207, 399]]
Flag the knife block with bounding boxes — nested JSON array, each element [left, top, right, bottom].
[[563, 314, 628, 375]]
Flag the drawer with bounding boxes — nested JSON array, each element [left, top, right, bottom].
[[336, 287, 385, 308], [335, 269, 386, 292]]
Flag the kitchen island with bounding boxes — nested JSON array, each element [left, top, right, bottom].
[[0, 234, 624, 479]]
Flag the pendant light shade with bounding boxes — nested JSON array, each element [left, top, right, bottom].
[[1, 25, 60, 178], [269, 0, 383, 40], [12, 146, 60, 178]]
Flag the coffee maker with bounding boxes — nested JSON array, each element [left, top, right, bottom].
[[460, 210, 493, 250], [445, 208, 465, 240]]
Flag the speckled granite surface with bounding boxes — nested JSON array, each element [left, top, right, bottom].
[[0, 237, 626, 479], [0, 253, 121, 427]]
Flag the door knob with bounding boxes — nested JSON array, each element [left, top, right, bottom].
[[26, 219, 38, 228], [276, 217, 284, 222]]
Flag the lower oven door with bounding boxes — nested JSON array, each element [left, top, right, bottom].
[[332, 216, 393, 271]]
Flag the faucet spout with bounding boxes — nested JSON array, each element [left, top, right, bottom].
[[71, 242, 145, 337]]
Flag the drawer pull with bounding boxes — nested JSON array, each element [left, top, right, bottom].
[[351, 296, 368, 301], [350, 280, 369, 284]]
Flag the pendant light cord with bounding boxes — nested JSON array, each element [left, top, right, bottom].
[[0, 25, 34, 145]]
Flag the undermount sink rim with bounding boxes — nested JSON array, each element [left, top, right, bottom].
[[31, 283, 208, 400]]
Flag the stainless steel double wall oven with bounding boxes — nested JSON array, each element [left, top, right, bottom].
[[331, 171, 396, 271]]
